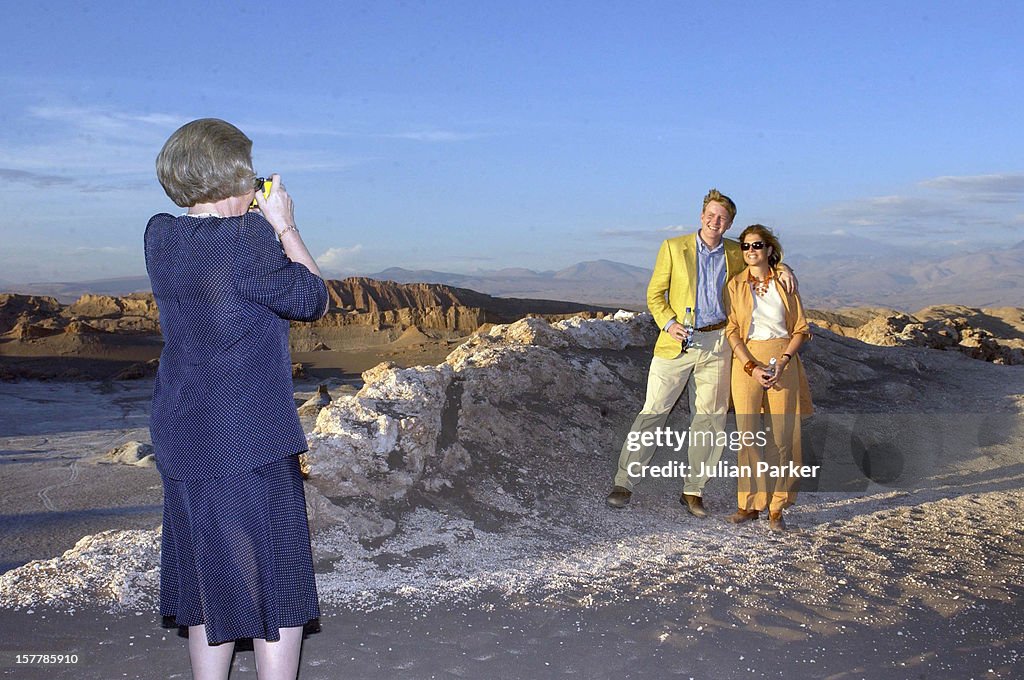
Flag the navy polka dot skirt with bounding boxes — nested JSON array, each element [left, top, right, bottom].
[[159, 455, 320, 644]]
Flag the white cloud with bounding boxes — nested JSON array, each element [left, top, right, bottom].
[[71, 246, 131, 255], [0, 168, 74, 187], [599, 224, 692, 240], [815, 174, 1024, 244], [317, 245, 364, 270], [28, 105, 185, 140], [919, 173, 1024, 199], [384, 130, 483, 142], [823, 195, 964, 228]]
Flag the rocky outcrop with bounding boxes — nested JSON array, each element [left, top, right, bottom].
[[856, 313, 1023, 364], [298, 312, 672, 555], [297, 384, 333, 418], [808, 306, 1024, 365], [0, 530, 160, 609], [327, 277, 483, 314], [3, 309, 1020, 611], [63, 319, 105, 336], [8, 320, 63, 340], [0, 294, 63, 335], [2, 280, 615, 352], [66, 294, 125, 319], [97, 441, 156, 467], [325, 277, 613, 320], [63, 293, 161, 333], [110, 358, 160, 381]]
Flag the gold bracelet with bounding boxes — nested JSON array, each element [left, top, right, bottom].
[[744, 360, 757, 376], [276, 224, 298, 239]]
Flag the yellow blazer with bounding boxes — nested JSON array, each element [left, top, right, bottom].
[[647, 233, 746, 359], [725, 267, 814, 415]]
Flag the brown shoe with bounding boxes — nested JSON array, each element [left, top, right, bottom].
[[769, 511, 786, 532], [680, 493, 708, 518], [727, 509, 759, 524], [606, 486, 632, 509]]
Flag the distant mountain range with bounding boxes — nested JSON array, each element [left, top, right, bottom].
[[5, 244, 1023, 311], [786, 240, 1024, 309], [5, 276, 153, 303], [373, 245, 1024, 310], [368, 260, 652, 309]]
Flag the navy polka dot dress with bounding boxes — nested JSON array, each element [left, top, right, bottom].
[[145, 212, 327, 644], [159, 455, 319, 643]]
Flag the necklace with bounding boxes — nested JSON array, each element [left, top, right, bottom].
[[185, 212, 222, 219], [748, 269, 774, 297]]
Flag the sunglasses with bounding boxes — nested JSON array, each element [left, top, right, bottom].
[[740, 241, 767, 251]]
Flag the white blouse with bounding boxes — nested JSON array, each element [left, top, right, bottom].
[[747, 281, 790, 340]]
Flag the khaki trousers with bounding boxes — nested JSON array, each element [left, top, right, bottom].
[[731, 337, 801, 513], [614, 329, 731, 496]]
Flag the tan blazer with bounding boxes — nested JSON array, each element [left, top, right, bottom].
[[725, 267, 814, 415], [647, 233, 746, 359]]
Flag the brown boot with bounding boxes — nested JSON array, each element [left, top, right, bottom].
[[769, 511, 786, 532], [606, 486, 632, 509], [727, 509, 759, 524], [680, 493, 708, 518]]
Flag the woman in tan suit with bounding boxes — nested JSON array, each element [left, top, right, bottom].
[[724, 225, 813, 531]]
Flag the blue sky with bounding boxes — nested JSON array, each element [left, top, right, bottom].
[[1, 0, 1022, 282]]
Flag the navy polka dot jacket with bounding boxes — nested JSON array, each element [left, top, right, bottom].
[[144, 212, 329, 480]]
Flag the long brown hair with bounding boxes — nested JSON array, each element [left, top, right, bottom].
[[738, 224, 783, 268]]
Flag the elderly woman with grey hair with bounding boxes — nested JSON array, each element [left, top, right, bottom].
[[146, 118, 328, 679]]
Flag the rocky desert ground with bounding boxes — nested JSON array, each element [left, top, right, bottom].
[[0, 284, 1022, 679]]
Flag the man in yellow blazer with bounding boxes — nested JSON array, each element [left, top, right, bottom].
[[606, 189, 796, 517]]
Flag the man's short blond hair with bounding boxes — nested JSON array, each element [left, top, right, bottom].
[[702, 188, 737, 220], [156, 118, 255, 207]]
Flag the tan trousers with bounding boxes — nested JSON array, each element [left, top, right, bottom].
[[614, 329, 731, 496], [731, 337, 801, 513]]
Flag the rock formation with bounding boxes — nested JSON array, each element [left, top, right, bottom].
[[1, 281, 618, 379], [297, 384, 333, 418], [0, 530, 159, 609], [1, 309, 1021, 611], [0, 294, 63, 335], [98, 441, 156, 467], [807, 306, 1024, 365]]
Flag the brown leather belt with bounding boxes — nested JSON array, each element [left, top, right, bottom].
[[696, 321, 727, 332]]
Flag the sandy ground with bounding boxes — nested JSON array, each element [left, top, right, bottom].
[[2, 573, 1020, 680], [0, 339, 458, 574], [2, 337, 1023, 679]]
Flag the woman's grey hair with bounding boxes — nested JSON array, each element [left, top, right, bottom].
[[156, 118, 255, 207]]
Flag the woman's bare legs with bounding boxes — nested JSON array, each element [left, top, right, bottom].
[[253, 626, 304, 680], [188, 625, 235, 680]]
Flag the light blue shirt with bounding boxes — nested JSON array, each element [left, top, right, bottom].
[[694, 232, 727, 329], [663, 231, 728, 332]]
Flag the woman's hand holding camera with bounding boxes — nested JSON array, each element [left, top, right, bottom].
[[253, 173, 297, 239], [250, 173, 324, 282]]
